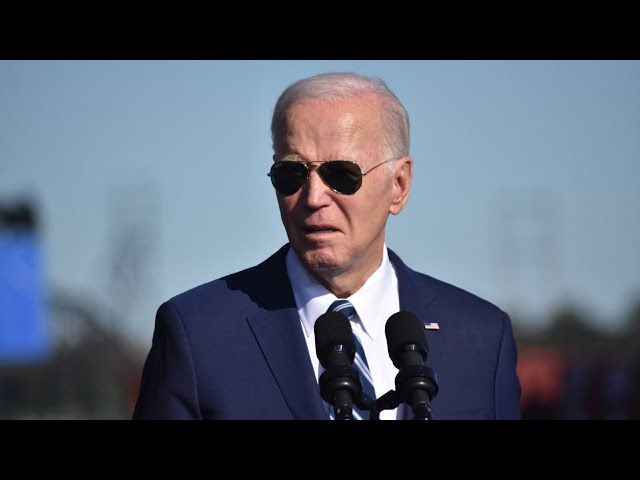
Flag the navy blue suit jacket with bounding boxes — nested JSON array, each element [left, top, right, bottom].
[[133, 244, 521, 420]]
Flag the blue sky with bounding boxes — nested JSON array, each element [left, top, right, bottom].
[[2, 60, 639, 346]]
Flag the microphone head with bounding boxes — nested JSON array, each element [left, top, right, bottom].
[[385, 311, 429, 369], [314, 311, 356, 368]]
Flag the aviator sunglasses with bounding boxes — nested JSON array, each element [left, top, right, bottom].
[[268, 159, 395, 196]]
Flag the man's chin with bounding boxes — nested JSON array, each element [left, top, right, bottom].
[[304, 256, 338, 272], [295, 248, 341, 273]]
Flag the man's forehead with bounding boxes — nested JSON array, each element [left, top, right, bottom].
[[283, 102, 383, 140], [286, 94, 383, 117]]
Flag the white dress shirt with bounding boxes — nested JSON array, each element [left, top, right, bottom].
[[285, 245, 406, 420]]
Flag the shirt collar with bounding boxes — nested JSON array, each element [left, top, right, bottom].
[[285, 246, 398, 341]]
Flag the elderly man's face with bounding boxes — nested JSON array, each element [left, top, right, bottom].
[[274, 95, 411, 289]]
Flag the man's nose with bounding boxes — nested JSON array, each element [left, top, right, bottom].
[[301, 166, 332, 208]]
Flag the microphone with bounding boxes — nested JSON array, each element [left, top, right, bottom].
[[315, 311, 362, 420], [385, 311, 439, 420]]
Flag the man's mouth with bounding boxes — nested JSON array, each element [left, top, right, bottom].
[[301, 225, 338, 234]]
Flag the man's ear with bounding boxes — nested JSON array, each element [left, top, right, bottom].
[[389, 157, 412, 215]]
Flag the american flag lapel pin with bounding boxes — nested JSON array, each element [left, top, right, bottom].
[[424, 322, 440, 330]]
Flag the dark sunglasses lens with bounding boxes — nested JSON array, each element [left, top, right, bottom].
[[319, 161, 362, 194], [270, 162, 308, 195]]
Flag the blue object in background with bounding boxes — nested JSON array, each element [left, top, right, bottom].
[[0, 231, 51, 363]]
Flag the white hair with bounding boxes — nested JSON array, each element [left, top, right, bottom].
[[271, 72, 410, 166]]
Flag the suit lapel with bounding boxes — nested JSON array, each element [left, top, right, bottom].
[[242, 245, 326, 420], [247, 307, 326, 420], [388, 249, 446, 420]]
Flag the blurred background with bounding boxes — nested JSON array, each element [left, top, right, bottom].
[[1, 60, 639, 419]]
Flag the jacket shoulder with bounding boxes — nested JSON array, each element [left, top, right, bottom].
[[163, 244, 292, 320]]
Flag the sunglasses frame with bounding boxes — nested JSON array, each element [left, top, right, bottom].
[[268, 158, 396, 196]]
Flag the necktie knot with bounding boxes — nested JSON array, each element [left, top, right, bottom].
[[327, 299, 357, 319]]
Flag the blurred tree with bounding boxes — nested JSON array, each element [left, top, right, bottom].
[[537, 305, 608, 354], [621, 299, 640, 349]]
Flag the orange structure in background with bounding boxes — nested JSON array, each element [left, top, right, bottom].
[[517, 347, 640, 420], [517, 348, 567, 419]]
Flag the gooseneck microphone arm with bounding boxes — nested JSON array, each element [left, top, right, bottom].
[[385, 312, 439, 420], [317, 346, 361, 420], [395, 362, 438, 420], [314, 312, 363, 420]]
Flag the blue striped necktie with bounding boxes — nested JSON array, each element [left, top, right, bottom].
[[327, 299, 376, 420]]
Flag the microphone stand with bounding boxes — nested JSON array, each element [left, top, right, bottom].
[[321, 369, 437, 421], [368, 390, 400, 420], [367, 389, 434, 420]]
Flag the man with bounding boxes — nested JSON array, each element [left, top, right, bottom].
[[133, 72, 522, 420]]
